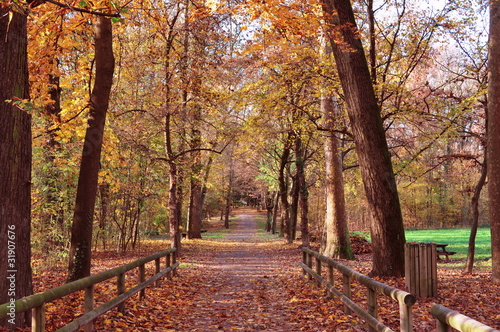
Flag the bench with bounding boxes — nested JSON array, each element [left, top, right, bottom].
[[435, 243, 456, 261]]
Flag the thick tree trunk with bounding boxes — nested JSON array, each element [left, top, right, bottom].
[[0, 7, 33, 328], [465, 153, 487, 274], [322, 0, 406, 276], [188, 177, 203, 238], [321, 95, 354, 259], [67, 17, 114, 282], [488, 0, 500, 284]]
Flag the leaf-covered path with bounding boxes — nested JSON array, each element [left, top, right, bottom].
[[170, 212, 299, 331], [93, 209, 362, 331]]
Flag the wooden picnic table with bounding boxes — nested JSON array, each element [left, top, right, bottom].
[[435, 243, 456, 261]]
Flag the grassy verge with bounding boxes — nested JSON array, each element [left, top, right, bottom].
[[405, 228, 491, 260], [353, 228, 491, 260]]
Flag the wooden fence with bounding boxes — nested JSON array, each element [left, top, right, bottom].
[[0, 248, 178, 332], [301, 247, 416, 332], [431, 304, 500, 332]]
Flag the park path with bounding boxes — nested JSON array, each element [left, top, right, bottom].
[[100, 209, 363, 331], [174, 211, 300, 331]]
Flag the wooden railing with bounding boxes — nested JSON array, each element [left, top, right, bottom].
[[301, 247, 416, 332], [0, 248, 178, 332], [431, 304, 500, 332]]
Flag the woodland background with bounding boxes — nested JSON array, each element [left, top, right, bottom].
[[1, 0, 498, 328], [25, 0, 489, 257]]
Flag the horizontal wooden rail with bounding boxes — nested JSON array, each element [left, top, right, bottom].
[[301, 247, 416, 332], [0, 248, 178, 331], [431, 304, 500, 332]]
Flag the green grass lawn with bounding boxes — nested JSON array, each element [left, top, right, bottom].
[[405, 228, 492, 260]]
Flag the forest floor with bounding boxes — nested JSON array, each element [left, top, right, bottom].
[[5, 208, 500, 331]]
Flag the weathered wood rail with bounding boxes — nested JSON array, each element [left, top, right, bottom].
[[0, 248, 178, 332], [301, 247, 416, 332], [431, 304, 500, 332]]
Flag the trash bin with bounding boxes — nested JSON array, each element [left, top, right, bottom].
[[405, 242, 438, 297]]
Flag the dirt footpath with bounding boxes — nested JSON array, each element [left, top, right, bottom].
[[94, 210, 363, 331], [175, 212, 300, 331]]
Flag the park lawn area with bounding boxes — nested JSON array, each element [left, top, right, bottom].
[[405, 227, 492, 260]]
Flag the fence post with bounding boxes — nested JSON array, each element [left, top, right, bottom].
[[172, 251, 177, 276], [302, 250, 307, 276], [166, 253, 171, 279], [436, 319, 452, 332], [315, 257, 322, 285], [342, 274, 352, 315], [84, 285, 95, 332], [138, 264, 146, 299], [399, 301, 413, 332], [367, 288, 377, 332], [155, 258, 161, 286], [307, 253, 313, 280], [31, 303, 45, 332], [117, 273, 126, 313], [328, 265, 334, 299]]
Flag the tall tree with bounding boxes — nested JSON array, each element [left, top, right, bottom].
[[67, 16, 115, 281], [321, 94, 353, 259], [0, 4, 33, 328], [322, 0, 406, 277], [488, 0, 500, 284]]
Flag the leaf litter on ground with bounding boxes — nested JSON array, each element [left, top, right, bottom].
[[3, 209, 499, 331]]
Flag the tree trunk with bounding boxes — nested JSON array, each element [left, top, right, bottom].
[[224, 169, 233, 229], [200, 156, 214, 221], [265, 191, 274, 232], [321, 95, 354, 259], [67, 17, 115, 282], [0, 7, 33, 328], [187, 106, 203, 239], [488, 0, 500, 284], [294, 137, 310, 248], [272, 191, 279, 234], [465, 153, 487, 274], [289, 171, 300, 241], [278, 135, 293, 243], [165, 113, 182, 252], [322, 0, 406, 277]]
